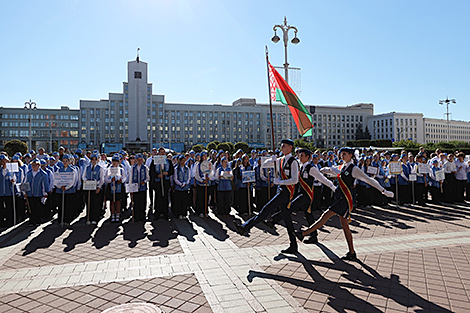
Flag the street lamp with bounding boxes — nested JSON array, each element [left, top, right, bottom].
[[272, 16, 300, 138], [24, 99, 37, 150], [439, 97, 456, 142]]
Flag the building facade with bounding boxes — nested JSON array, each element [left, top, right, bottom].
[[0, 106, 79, 151], [424, 118, 470, 144], [367, 112, 425, 143]]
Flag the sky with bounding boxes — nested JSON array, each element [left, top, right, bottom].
[[1, 0, 469, 121]]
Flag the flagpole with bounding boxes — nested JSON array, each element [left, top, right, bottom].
[[266, 46, 276, 151]]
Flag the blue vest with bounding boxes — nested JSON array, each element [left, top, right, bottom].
[[0, 168, 14, 196], [428, 166, 441, 187], [196, 162, 208, 187], [25, 170, 48, 197], [175, 165, 190, 191], [132, 164, 148, 192], [398, 163, 410, 185], [217, 166, 232, 191], [42, 167, 54, 193], [85, 164, 102, 181], [108, 166, 123, 193]]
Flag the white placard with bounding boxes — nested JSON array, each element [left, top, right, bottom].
[[418, 163, 429, 174], [108, 166, 120, 177], [366, 166, 378, 175], [6, 163, 19, 173], [200, 160, 212, 174], [20, 182, 30, 192], [389, 161, 402, 174], [83, 180, 97, 191], [125, 183, 139, 193], [261, 156, 275, 169], [153, 155, 166, 165], [54, 172, 75, 187], [409, 173, 417, 182], [221, 170, 233, 178], [242, 170, 256, 183], [435, 170, 445, 181]]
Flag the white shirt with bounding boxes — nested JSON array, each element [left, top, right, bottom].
[[275, 153, 299, 186], [301, 162, 335, 191]]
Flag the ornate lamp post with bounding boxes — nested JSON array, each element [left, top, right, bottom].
[[272, 17, 300, 139], [24, 99, 37, 150]]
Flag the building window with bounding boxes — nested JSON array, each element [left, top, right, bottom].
[[134, 71, 142, 79]]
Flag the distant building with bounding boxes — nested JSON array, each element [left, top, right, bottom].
[[0, 106, 79, 151], [424, 117, 470, 144], [368, 112, 425, 143]]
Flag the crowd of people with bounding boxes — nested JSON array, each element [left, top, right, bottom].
[[1, 142, 470, 257]]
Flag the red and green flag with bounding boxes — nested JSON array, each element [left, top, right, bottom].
[[268, 61, 313, 137]]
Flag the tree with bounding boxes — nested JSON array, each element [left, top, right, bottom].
[[206, 141, 220, 151], [234, 141, 250, 153], [355, 124, 371, 140], [392, 140, 421, 150], [364, 126, 372, 140], [294, 139, 309, 149], [216, 142, 232, 153], [4, 140, 28, 157], [190, 144, 205, 153]]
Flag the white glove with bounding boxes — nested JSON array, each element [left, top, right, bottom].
[[383, 190, 394, 198], [331, 186, 337, 193], [273, 178, 281, 185], [41, 197, 47, 205]]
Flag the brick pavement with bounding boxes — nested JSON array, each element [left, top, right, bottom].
[[0, 201, 470, 312]]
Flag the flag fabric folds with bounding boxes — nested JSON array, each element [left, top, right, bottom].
[[268, 62, 313, 137]]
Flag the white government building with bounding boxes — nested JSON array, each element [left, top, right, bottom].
[[2, 56, 469, 152]]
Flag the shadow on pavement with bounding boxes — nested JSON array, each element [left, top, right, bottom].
[[247, 243, 453, 313], [62, 218, 96, 252], [20, 223, 67, 256]]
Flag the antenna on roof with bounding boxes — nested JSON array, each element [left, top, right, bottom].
[[136, 47, 140, 63]]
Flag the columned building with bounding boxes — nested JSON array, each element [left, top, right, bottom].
[[424, 118, 470, 144], [368, 112, 425, 143]]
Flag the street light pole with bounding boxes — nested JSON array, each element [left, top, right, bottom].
[[439, 97, 456, 142], [272, 16, 300, 139], [24, 99, 37, 150]]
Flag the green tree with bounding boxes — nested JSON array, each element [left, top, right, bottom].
[[234, 141, 250, 153], [216, 142, 231, 153], [206, 140, 220, 151], [4, 140, 28, 157], [392, 140, 421, 150], [294, 139, 309, 149], [190, 144, 205, 153]]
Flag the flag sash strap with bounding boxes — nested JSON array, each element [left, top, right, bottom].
[[337, 173, 353, 222], [299, 175, 314, 213], [280, 158, 295, 203]]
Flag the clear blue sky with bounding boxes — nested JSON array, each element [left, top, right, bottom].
[[1, 0, 469, 120]]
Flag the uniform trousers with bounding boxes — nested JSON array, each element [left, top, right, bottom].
[[429, 186, 442, 204], [85, 189, 104, 222], [237, 187, 253, 215], [172, 190, 189, 217], [155, 180, 171, 218], [240, 187, 291, 232], [443, 174, 456, 203], [57, 193, 75, 224], [455, 179, 466, 203], [195, 184, 207, 215], [466, 182, 470, 201], [398, 184, 411, 204], [0, 196, 14, 227], [217, 190, 232, 215], [414, 183, 427, 205], [28, 197, 42, 225], [132, 190, 147, 222]]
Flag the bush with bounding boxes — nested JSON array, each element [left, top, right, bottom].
[[190, 144, 205, 153], [216, 142, 232, 153], [206, 141, 220, 151], [234, 142, 250, 154], [4, 140, 28, 157], [347, 139, 393, 148]]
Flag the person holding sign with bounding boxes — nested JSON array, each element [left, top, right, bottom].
[[173, 155, 191, 219], [24, 159, 49, 226], [82, 153, 105, 225], [130, 154, 150, 222], [40, 159, 54, 220], [236, 155, 254, 216], [149, 147, 174, 220], [105, 154, 127, 223], [234, 139, 299, 237], [54, 155, 78, 226], [412, 153, 429, 206], [296, 147, 394, 261], [194, 151, 211, 217], [454, 152, 469, 203], [428, 159, 443, 204], [443, 154, 457, 204], [10, 155, 27, 223], [216, 157, 233, 216]]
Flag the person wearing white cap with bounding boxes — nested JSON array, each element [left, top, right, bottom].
[[0, 155, 15, 226], [24, 159, 49, 226], [105, 154, 127, 223]]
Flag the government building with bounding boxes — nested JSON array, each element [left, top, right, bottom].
[[1, 56, 469, 152]]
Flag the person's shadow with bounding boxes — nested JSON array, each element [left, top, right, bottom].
[[247, 243, 452, 313], [62, 218, 96, 252], [122, 221, 146, 248], [147, 220, 178, 248], [92, 219, 120, 249], [20, 223, 67, 256], [190, 215, 229, 241]]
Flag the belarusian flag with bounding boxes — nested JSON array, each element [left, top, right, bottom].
[[268, 61, 313, 137]]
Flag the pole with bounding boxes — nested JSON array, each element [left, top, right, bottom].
[[204, 174, 208, 217], [247, 183, 251, 216], [411, 180, 415, 207], [29, 109, 32, 150], [267, 169, 271, 200], [160, 164, 164, 194], [112, 181, 116, 203], [266, 47, 278, 179], [11, 181, 16, 226], [131, 192, 134, 223], [61, 191, 65, 227], [395, 175, 399, 205], [283, 34, 290, 139], [87, 190, 90, 224]]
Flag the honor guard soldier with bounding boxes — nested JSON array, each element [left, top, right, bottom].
[[149, 147, 174, 220], [82, 153, 105, 225], [234, 139, 299, 237], [24, 159, 49, 226], [131, 154, 150, 222], [297, 147, 394, 261]]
